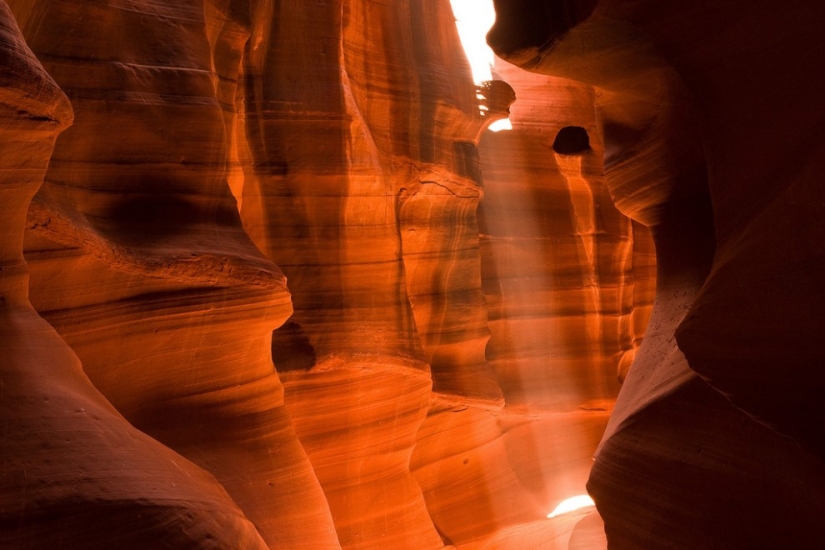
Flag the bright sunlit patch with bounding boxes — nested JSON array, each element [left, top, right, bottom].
[[451, 0, 511, 130], [488, 118, 513, 132], [450, 0, 496, 83], [547, 495, 596, 518]]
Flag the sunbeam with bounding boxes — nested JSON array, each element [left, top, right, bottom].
[[451, 0, 512, 131]]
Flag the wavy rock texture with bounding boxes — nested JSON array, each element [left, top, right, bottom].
[[10, 0, 338, 547], [489, 0, 825, 547], [479, 61, 654, 412], [3, 0, 665, 548], [240, 1, 582, 547], [477, 55, 653, 496], [437, 58, 654, 549], [238, 1, 476, 548], [0, 2, 268, 548]]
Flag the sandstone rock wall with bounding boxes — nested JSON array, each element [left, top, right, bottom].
[[489, 0, 825, 547], [3, 0, 656, 548], [9, 0, 338, 547], [477, 60, 654, 529], [0, 2, 268, 548]]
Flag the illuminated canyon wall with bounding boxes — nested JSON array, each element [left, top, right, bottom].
[[488, 0, 825, 548], [17, 0, 824, 548]]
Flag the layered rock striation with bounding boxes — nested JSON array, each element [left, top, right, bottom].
[[476, 59, 654, 533], [489, 0, 825, 547], [10, 0, 337, 547], [0, 0, 672, 548], [0, 2, 268, 548]]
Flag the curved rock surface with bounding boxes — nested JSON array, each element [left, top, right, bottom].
[[489, 0, 825, 547], [239, 1, 483, 547], [476, 57, 654, 524], [1, 0, 678, 548], [10, 0, 338, 547], [0, 3, 268, 548]]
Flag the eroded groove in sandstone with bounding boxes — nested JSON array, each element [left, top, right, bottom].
[[461, 58, 654, 549], [12, 0, 340, 547], [239, 1, 467, 547], [1, 0, 732, 546], [0, 3, 268, 548]]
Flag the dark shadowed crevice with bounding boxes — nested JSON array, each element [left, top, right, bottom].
[[552, 126, 591, 155], [271, 320, 317, 372], [453, 141, 483, 185]]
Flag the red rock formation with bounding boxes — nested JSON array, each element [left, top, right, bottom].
[[3, 0, 676, 547], [239, 0, 577, 546], [489, 0, 825, 547], [449, 58, 653, 549], [238, 1, 462, 548], [238, 1, 639, 547], [479, 63, 654, 413], [10, 0, 338, 547], [0, 3, 268, 548]]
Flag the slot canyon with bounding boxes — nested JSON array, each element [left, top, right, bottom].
[[1, 0, 823, 548]]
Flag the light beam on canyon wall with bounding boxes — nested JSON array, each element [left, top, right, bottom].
[[450, 0, 512, 132], [0, 0, 663, 548], [487, 0, 825, 548]]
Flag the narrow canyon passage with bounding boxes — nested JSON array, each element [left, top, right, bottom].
[[2, 0, 823, 549]]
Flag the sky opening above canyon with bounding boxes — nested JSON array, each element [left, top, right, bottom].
[[450, 0, 512, 131]]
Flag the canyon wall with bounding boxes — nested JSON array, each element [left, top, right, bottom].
[[477, 59, 654, 530], [489, 0, 825, 547], [0, 2, 269, 548], [3, 0, 656, 548]]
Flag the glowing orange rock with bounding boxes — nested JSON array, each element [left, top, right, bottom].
[[0, 0, 697, 547], [0, 3, 267, 548], [417, 57, 654, 548], [241, 1, 483, 547], [11, 0, 339, 546]]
